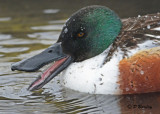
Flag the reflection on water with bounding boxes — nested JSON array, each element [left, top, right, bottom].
[[0, 0, 160, 113], [0, 17, 11, 22], [43, 9, 60, 14]]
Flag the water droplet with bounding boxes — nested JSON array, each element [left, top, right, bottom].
[[134, 88, 137, 91], [126, 88, 129, 91], [147, 25, 151, 29], [64, 28, 68, 33], [140, 70, 144, 75]]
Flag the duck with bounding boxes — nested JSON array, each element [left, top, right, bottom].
[[11, 5, 160, 95]]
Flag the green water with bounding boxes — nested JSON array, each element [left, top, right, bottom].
[[0, 0, 160, 113]]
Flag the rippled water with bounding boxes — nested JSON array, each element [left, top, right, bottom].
[[0, 0, 160, 113]]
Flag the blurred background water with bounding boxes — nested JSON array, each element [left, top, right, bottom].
[[0, 0, 160, 113]]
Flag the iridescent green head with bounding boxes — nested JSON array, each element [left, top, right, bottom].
[[58, 5, 122, 61]]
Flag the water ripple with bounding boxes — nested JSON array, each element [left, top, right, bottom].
[[0, 17, 11, 22], [0, 34, 12, 40], [31, 25, 63, 30], [0, 47, 29, 53], [43, 9, 60, 14], [27, 31, 59, 40]]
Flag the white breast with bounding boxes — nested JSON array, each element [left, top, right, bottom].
[[60, 50, 122, 95]]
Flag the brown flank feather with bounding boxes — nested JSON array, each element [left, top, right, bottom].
[[118, 47, 160, 94]]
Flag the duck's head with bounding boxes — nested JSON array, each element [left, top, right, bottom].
[[11, 5, 122, 91]]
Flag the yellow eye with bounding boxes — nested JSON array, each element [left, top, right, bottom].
[[77, 32, 85, 38]]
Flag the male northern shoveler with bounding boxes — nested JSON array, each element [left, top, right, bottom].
[[11, 5, 160, 95]]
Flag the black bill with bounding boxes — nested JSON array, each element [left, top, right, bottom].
[[11, 43, 73, 91], [11, 43, 66, 72]]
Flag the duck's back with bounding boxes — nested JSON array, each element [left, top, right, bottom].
[[111, 13, 160, 94]]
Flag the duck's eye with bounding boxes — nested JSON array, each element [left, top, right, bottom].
[[77, 32, 85, 38]]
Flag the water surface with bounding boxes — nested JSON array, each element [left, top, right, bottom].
[[0, 0, 160, 113]]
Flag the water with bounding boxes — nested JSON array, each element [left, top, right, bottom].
[[0, 0, 160, 113]]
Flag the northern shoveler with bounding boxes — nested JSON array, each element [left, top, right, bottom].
[[11, 5, 160, 95]]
